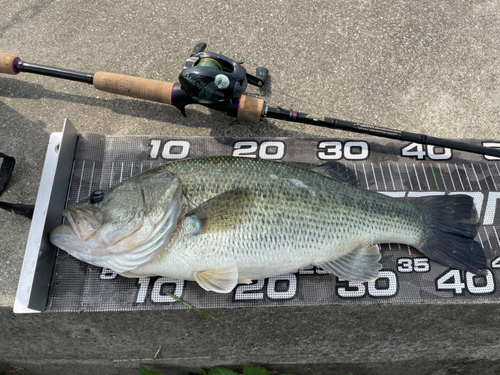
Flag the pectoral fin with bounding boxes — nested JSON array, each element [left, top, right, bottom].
[[315, 244, 382, 282], [184, 189, 252, 235], [194, 264, 239, 293]]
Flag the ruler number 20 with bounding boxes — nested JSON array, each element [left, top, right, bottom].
[[233, 141, 285, 159], [234, 274, 297, 300]]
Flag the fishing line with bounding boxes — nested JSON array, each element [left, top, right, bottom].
[[249, 82, 392, 132]]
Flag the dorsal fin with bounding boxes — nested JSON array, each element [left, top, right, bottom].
[[287, 161, 359, 187]]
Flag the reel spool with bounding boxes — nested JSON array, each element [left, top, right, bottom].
[[197, 57, 223, 70]]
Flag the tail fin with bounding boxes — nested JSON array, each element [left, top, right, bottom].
[[412, 195, 487, 274]]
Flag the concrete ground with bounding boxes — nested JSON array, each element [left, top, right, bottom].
[[1, 1, 500, 374]]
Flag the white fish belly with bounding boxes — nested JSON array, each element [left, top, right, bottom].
[[136, 209, 422, 280]]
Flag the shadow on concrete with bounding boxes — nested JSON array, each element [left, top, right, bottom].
[[0, 77, 313, 139], [0, 0, 58, 39], [0, 100, 48, 215], [0, 100, 49, 166]]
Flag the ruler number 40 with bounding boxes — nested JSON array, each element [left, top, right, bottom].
[[401, 143, 452, 160], [435, 269, 495, 295]]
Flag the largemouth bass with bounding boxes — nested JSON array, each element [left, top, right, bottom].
[[50, 157, 487, 293]]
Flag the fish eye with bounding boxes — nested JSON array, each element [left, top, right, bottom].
[[89, 190, 106, 204]]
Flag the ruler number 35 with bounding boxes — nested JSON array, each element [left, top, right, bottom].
[[397, 257, 430, 273]]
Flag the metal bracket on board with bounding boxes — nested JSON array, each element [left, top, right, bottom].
[[14, 119, 78, 313]]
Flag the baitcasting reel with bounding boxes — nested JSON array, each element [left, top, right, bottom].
[[178, 42, 268, 105]]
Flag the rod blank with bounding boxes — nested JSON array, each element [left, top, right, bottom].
[[266, 107, 500, 158]]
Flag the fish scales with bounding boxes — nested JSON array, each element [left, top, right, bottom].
[[135, 157, 423, 280]]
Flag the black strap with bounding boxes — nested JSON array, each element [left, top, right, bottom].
[[0, 153, 34, 219]]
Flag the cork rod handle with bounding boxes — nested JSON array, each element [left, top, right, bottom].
[[237, 95, 265, 122], [0, 53, 19, 74], [93, 72, 175, 105], [0, 56, 265, 122]]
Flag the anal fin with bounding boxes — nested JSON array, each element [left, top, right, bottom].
[[315, 244, 382, 282], [238, 277, 253, 284], [195, 264, 239, 293], [120, 270, 155, 278]]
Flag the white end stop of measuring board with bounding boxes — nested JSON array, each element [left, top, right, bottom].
[[14, 119, 78, 313]]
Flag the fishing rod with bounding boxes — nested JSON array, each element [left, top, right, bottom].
[[1, 42, 499, 158]]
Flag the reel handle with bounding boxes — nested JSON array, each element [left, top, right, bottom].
[[191, 42, 207, 56], [0, 53, 19, 74]]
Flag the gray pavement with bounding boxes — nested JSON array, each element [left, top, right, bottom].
[[1, 1, 500, 374]]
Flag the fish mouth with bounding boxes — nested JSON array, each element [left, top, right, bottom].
[[62, 209, 80, 239], [50, 224, 78, 249], [62, 207, 103, 241]]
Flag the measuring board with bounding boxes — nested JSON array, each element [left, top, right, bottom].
[[42, 132, 500, 312]]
